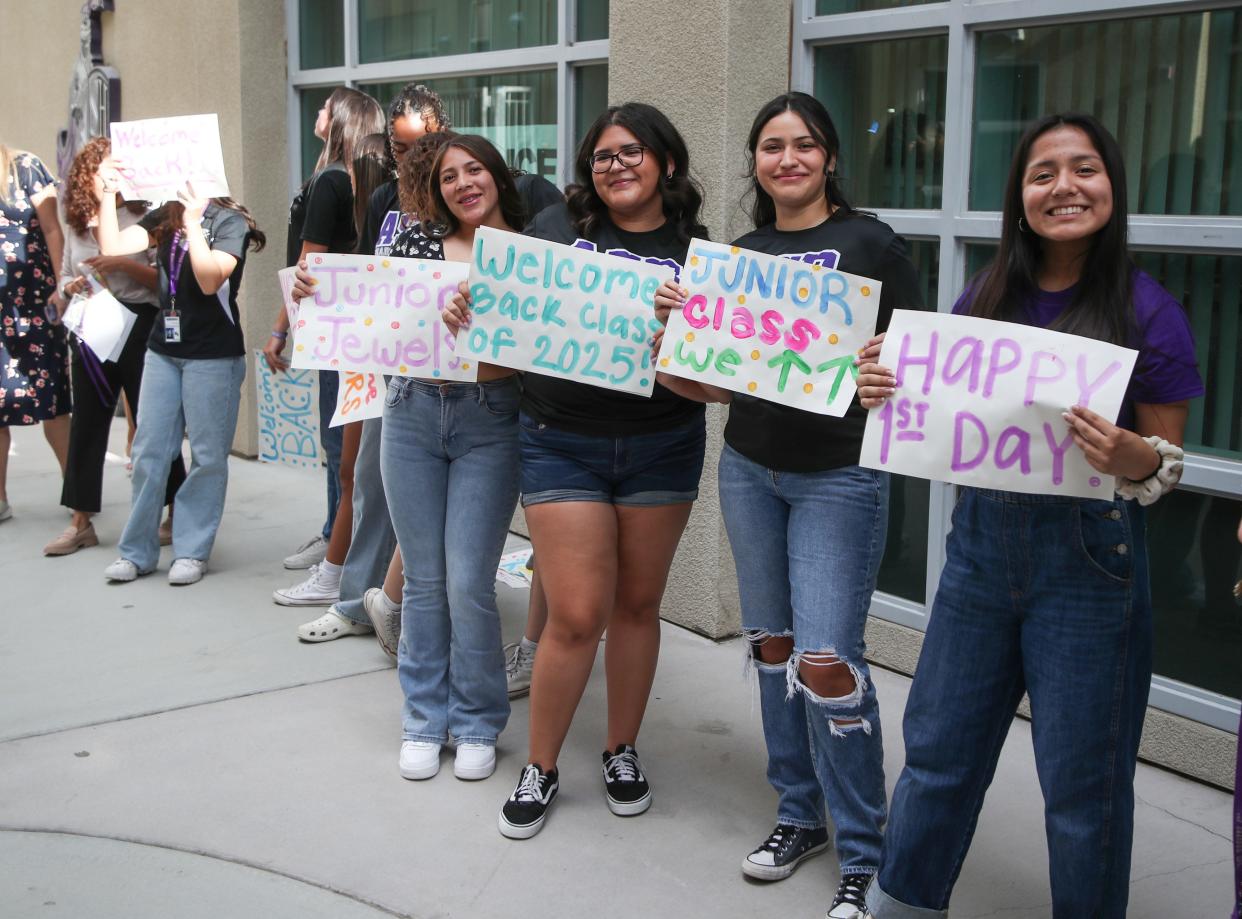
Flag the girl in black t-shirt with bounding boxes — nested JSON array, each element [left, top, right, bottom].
[[267, 87, 383, 578], [94, 164, 265, 587], [448, 103, 708, 840], [656, 93, 922, 916]]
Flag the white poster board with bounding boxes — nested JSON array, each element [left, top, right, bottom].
[[254, 351, 321, 469], [657, 238, 881, 416], [288, 253, 474, 381], [329, 371, 384, 427], [62, 287, 136, 362], [459, 226, 673, 396], [858, 310, 1138, 499], [109, 114, 230, 204]]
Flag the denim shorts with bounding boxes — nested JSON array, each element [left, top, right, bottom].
[[519, 411, 706, 507]]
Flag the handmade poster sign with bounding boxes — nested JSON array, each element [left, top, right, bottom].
[[109, 114, 230, 204], [289, 253, 474, 381], [859, 310, 1138, 499], [329, 371, 384, 427], [460, 226, 672, 396], [62, 285, 136, 362], [254, 351, 321, 469], [277, 266, 300, 324], [656, 239, 881, 416]]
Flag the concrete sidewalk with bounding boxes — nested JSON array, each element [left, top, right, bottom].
[[0, 420, 1233, 918]]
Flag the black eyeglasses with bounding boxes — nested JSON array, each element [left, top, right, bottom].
[[589, 144, 646, 174]]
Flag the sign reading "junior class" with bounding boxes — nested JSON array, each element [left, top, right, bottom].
[[460, 226, 673, 396], [656, 239, 881, 416]]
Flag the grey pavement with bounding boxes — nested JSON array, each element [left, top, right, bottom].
[[0, 420, 1233, 918]]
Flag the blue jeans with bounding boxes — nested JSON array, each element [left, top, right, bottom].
[[718, 444, 889, 877], [119, 351, 245, 571], [868, 488, 1151, 919], [334, 416, 398, 626], [380, 376, 520, 745], [319, 369, 343, 539]]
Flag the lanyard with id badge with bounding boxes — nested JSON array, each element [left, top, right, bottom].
[[164, 230, 189, 343]]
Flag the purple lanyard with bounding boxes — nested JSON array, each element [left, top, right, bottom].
[[166, 230, 188, 312]]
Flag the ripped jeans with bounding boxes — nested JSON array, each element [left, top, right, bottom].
[[719, 444, 889, 877]]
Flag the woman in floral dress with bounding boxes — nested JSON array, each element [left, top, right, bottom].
[[0, 144, 71, 522]]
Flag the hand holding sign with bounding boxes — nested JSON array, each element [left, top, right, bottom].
[[858, 310, 1138, 499], [655, 239, 881, 416], [109, 114, 230, 205]]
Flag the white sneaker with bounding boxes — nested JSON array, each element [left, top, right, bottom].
[[272, 564, 340, 606], [169, 558, 207, 585], [505, 640, 536, 698], [362, 587, 401, 661], [104, 557, 149, 582], [283, 534, 328, 570], [399, 741, 442, 780], [454, 743, 497, 781], [296, 608, 373, 643]]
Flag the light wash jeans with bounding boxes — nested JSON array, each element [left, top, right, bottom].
[[118, 351, 245, 571], [334, 416, 398, 626], [380, 376, 520, 746], [319, 369, 343, 540], [719, 443, 890, 878], [868, 489, 1151, 919]]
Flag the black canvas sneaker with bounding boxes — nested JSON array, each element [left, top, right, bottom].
[[601, 744, 652, 816], [742, 823, 831, 881], [498, 763, 559, 839], [826, 873, 870, 918]]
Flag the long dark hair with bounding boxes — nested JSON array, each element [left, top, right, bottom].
[[314, 87, 384, 186], [148, 199, 266, 252], [566, 102, 706, 244], [968, 112, 1132, 346], [424, 135, 526, 236], [745, 92, 861, 229], [351, 132, 390, 240]]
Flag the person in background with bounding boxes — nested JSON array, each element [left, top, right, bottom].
[[43, 137, 185, 557], [97, 159, 266, 586], [0, 143, 69, 522], [274, 131, 389, 607], [858, 113, 1203, 919], [267, 87, 383, 573]]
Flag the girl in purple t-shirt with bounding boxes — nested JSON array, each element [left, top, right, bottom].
[[856, 113, 1203, 919]]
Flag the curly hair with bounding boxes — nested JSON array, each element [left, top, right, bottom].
[[397, 130, 456, 224], [64, 137, 116, 236]]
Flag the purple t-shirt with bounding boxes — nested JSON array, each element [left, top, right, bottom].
[[951, 269, 1204, 430]]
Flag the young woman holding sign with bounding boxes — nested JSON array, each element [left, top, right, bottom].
[[446, 102, 707, 839], [654, 92, 923, 917], [380, 134, 527, 783], [855, 114, 1202, 918], [95, 164, 265, 585]]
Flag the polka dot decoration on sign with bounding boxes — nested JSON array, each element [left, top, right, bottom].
[[828, 334, 838, 345], [1089, 476, 1101, 487], [861, 286, 871, 297], [747, 382, 757, 392], [750, 350, 760, 360]]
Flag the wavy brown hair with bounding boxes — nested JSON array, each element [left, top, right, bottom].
[[397, 131, 456, 223], [424, 135, 526, 237], [64, 137, 145, 235], [146, 198, 266, 252]]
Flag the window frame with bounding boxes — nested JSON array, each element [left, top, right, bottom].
[[285, 0, 609, 196], [793, 0, 1242, 732]]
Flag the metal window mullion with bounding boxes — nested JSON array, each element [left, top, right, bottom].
[[799, 5, 951, 43], [319, 46, 566, 85], [343, 0, 358, 69], [561, 38, 609, 64], [956, 0, 1241, 30], [290, 66, 353, 86], [558, 59, 573, 190], [1149, 678, 1240, 733]]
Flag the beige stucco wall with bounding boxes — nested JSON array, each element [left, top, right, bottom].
[[0, 0, 288, 457], [610, 0, 792, 638]]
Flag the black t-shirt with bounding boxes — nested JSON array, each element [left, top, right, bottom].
[[361, 180, 412, 258], [141, 203, 252, 359], [521, 202, 704, 437], [286, 164, 355, 266], [514, 173, 564, 225], [723, 211, 923, 472]]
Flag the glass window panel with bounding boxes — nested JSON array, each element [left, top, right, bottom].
[[577, 0, 609, 41], [971, 10, 1242, 215], [299, 0, 344, 70], [813, 35, 947, 209], [816, 0, 939, 13], [299, 86, 339, 181], [574, 63, 609, 150], [361, 70, 559, 182], [1146, 489, 1242, 701], [359, 0, 556, 63], [876, 238, 938, 605]]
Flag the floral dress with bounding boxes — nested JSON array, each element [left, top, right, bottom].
[[1, 152, 69, 426]]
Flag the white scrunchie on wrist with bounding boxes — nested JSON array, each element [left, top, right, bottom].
[[1115, 436, 1184, 506]]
